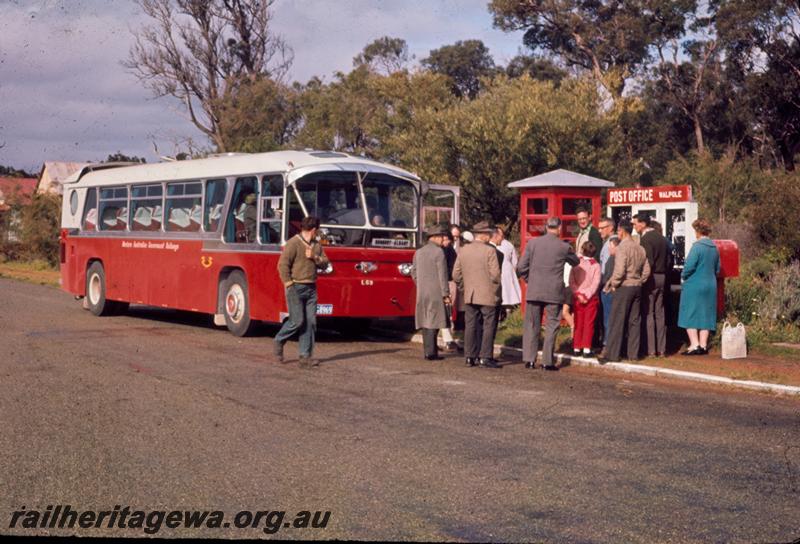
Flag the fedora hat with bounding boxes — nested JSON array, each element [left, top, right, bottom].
[[425, 224, 449, 237], [471, 221, 495, 233]]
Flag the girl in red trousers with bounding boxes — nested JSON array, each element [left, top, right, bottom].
[[569, 241, 601, 357]]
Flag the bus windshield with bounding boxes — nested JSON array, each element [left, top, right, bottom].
[[292, 171, 418, 247]]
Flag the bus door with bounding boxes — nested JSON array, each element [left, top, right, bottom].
[[422, 184, 460, 229], [259, 175, 283, 244]]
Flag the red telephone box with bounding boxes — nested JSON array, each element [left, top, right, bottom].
[[508, 169, 616, 309], [508, 169, 615, 248]]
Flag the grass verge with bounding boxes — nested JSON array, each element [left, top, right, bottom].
[[0, 260, 60, 287], [495, 308, 800, 387]]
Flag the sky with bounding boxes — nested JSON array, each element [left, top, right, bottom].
[[0, 0, 525, 173]]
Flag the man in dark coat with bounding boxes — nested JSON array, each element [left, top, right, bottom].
[[517, 217, 580, 370], [452, 221, 501, 368], [411, 225, 451, 360], [634, 212, 669, 357]]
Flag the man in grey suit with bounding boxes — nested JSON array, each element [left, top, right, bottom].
[[517, 217, 580, 370], [453, 221, 502, 368], [411, 225, 451, 361]]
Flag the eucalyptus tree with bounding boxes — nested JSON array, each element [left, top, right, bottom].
[[125, 0, 292, 152]]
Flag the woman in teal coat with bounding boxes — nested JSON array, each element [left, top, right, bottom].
[[678, 218, 721, 355]]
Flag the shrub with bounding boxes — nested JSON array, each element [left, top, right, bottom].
[[758, 261, 800, 324], [723, 319, 800, 349], [18, 193, 61, 267], [744, 172, 800, 259], [724, 273, 767, 325]]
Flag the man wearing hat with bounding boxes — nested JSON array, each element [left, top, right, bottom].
[[517, 217, 580, 370], [452, 221, 502, 368], [411, 225, 452, 360]]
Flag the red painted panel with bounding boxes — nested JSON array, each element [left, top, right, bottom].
[[607, 185, 692, 205], [60, 232, 417, 324], [714, 239, 739, 279]]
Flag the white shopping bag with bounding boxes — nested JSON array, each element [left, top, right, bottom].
[[721, 322, 747, 359]]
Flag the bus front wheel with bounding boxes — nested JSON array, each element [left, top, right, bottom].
[[86, 262, 125, 316], [222, 271, 257, 337]]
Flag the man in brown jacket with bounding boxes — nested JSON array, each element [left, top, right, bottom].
[[453, 221, 501, 368], [599, 220, 651, 364], [274, 216, 330, 368]]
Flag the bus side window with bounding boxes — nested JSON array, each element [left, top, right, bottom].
[[165, 181, 202, 232], [131, 184, 163, 231], [82, 188, 98, 231], [224, 176, 258, 243], [98, 186, 128, 231], [204, 179, 227, 232]]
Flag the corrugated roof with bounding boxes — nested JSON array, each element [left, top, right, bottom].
[[41, 161, 88, 182], [507, 169, 615, 189], [0, 177, 38, 204]]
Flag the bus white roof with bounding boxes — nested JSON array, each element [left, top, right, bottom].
[[63, 150, 421, 187]]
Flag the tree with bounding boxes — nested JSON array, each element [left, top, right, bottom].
[[0, 165, 35, 178], [505, 54, 567, 84], [714, 0, 800, 170], [490, 0, 697, 102], [294, 67, 382, 155], [747, 41, 800, 170], [662, 148, 762, 223], [125, 0, 292, 152], [653, 37, 722, 155], [421, 40, 496, 99], [105, 152, 147, 163], [399, 76, 614, 226], [293, 68, 454, 160], [216, 76, 301, 152], [19, 193, 62, 266], [353, 36, 410, 75]]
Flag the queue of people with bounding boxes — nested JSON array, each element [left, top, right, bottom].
[[413, 213, 722, 368], [271, 213, 721, 370]]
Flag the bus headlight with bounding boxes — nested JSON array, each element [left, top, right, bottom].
[[318, 262, 334, 275], [398, 263, 413, 276]]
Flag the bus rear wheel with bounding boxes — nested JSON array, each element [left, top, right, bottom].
[[223, 271, 257, 337], [86, 262, 125, 316]]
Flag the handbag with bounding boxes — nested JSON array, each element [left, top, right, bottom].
[[721, 321, 747, 359]]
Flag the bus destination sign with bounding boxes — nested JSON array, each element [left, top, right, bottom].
[[607, 185, 693, 205]]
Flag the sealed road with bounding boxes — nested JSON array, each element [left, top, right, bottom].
[[1, 278, 798, 542]]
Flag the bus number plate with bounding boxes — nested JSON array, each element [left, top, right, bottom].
[[316, 304, 334, 315]]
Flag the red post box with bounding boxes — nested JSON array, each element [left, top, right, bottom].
[[714, 239, 740, 315]]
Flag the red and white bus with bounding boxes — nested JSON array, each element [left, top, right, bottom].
[[59, 150, 459, 335]]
